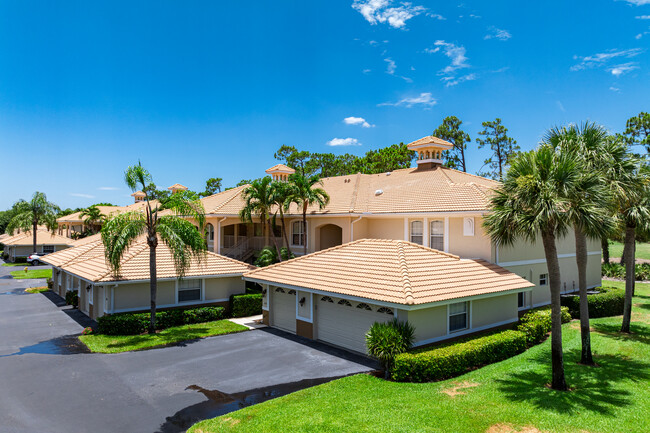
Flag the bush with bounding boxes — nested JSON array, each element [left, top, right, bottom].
[[96, 306, 225, 336], [366, 319, 415, 378], [516, 306, 571, 346], [65, 290, 79, 308], [254, 247, 295, 267], [602, 262, 650, 280], [46, 278, 53, 289], [392, 330, 526, 383], [560, 286, 625, 319], [82, 327, 93, 335], [230, 294, 263, 317]]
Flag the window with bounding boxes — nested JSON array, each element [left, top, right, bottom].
[[321, 296, 333, 303], [275, 287, 285, 293], [356, 303, 372, 310], [288, 289, 296, 295], [449, 301, 468, 332], [430, 220, 444, 250], [463, 217, 475, 236], [43, 245, 55, 254], [292, 221, 304, 246], [518, 292, 526, 309], [337, 299, 352, 306], [178, 279, 202, 303], [377, 307, 393, 315], [410, 221, 423, 245], [206, 224, 214, 241], [539, 274, 548, 286]]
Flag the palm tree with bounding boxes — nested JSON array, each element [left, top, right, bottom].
[[101, 163, 206, 334], [484, 145, 578, 391], [240, 177, 282, 260], [6, 192, 59, 253], [270, 180, 295, 257], [288, 173, 330, 255], [544, 122, 613, 365], [80, 205, 106, 234]]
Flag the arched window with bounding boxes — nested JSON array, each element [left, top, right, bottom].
[[288, 289, 296, 295], [356, 303, 372, 311], [410, 221, 423, 245], [321, 296, 333, 303], [206, 223, 214, 241], [337, 299, 352, 307], [377, 307, 393, 315], [275, 287, 285, 293]]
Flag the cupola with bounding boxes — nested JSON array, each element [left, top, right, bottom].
[[167, 183, 189, 194], [131, 191, 146, 203], [407, 135, 454, 170], [265, 164, 296, 181]]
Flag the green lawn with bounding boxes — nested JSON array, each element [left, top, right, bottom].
[[190, 282, 650, 433], [79, 320, 249, 353], [608, 241, 650, 261], [1, 262, 30, 267], [10, 269, 52, 279]]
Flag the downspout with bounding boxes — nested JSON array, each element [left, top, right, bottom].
[[350, 214, 367, 242], [216, 216, 227, 254]]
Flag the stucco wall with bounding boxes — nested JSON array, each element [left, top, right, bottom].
[[447, 217, 491, 260], [472, 294, 518, 328], [204, 276, 245, 300], [366, 218, 404, 241], [407, 305, 447, 343]]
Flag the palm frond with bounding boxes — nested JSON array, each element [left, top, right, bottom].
[[101, 212, 147, 275], [157, 216, 207, 277], [124, 162, 152, 192]]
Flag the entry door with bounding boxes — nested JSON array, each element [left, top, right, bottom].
[[271, 288, 296, 333]]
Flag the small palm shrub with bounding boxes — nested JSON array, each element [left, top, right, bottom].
[[254, 247, 295, 267], [65, 291, 79, 308], [602, 263, 650, 280], [366, 319, 415, 378]]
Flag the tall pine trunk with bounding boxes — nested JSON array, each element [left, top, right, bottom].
[[621, 225, 636, 333], [541, 229, 568, 391], [601, 237, 609, 264], [574, 225, 594, 365], [148, 235, 158, 334]]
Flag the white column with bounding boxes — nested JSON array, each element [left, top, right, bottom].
[[423, 217, 428, 248], [444, 217, 449, 252], [403, 217, 409, 241]]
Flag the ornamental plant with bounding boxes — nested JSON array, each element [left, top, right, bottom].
[[366, 319, 415, 379]]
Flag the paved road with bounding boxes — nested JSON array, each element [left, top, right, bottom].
[[0, 265, 376, 433]]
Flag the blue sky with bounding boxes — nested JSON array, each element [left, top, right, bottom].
[[1, 0, 649, 209]]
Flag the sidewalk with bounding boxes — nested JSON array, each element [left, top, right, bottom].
[[228, 314, 267, 329]]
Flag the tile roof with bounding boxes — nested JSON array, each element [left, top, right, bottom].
[[1, 229, 74, 247], [406, 135, 454, 149], [245, 239, 533, 306], [42, 236, 254, 283], [168, 183, 188, 190], [71, 233, 102, 246], [57, 206, 123, 224], [131, 190, 146, 197], [265, 164, 296, 174], [200, 166, 500, 216]]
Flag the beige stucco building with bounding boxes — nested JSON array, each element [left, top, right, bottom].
[[1, 229, 73, 262]]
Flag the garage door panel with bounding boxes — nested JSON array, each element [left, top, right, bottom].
[[271, 288, 296, 333], [316, 297, 392, 354]]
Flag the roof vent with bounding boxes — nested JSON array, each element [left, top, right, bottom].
[[386, 172, 391, 176], [375, 189, 383, 196]]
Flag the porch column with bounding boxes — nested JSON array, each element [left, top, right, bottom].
[[423, 217, 428, 248]]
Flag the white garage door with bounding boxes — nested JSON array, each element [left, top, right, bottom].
[[316, 296, 393, 354], [271, 287, 296, 333]]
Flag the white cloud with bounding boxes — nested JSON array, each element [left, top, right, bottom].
[[556, 101, 566, 112], [70, 193, 95, 199], [441, 73, 476, 87], [363, 68, 372, 74], [427, 12, 445, 20], [610, 86, 621, 92], [327, 137, 362, 146], [571, 48, 643, 71], [636, 15, 650, 19], [492, 66, 510, 73], [426, 40, 474, 85], [484, 27, 512, 41], [352, 0, 425, 29], [624, 0, 650, 5], [98, 186, 119, 191], [384, 57, 396, 74], [344, 117, 374, 128], [608, 62, 639, 76], [378, 92, 437, 108]]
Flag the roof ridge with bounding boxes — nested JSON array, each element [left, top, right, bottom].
[[397, 241, 414, 305], [438, 167, 455, 185], [209, 185, 246, 213], [469, 182, 490, 201], [205, 250, 256, 270], [96, 240, 149, 281], [402, 238, 460, 259], [442, 166, 501, 185], [348, 172, 362, 212], [59, 240, 105, 267]]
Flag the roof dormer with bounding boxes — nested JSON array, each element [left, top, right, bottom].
[[407, 135, 453, 170], [167, 183, 188, 194], [265, 164, 296, 181], [131, 191, 146, 203]]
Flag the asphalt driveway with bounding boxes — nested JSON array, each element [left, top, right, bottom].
[[0, 266, 375, 433]]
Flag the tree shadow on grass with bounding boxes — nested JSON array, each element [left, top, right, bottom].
[[103, 326, 222, 350], [592, 322, 650, 345], [496, 349, 649, 416]]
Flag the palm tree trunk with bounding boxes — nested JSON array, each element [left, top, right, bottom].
[[302, 203, 307, 255], [279, 210, 292, 257], [541, 229, 568, 391], [148, 235, 158, 334], [268, 220, 282, 262], [601, 237, 609, 264], [263, 217, 269, 247], [32, 220, 37, 253], [621, 224, 636, 333], [574, 225, 594, 365]]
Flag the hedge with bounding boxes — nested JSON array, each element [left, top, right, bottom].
[[230, 293, 263, 318], [602, 262, 650, 281], [516, 306, 571, 346], [97, 306, 225, 336], [392, 330, 527, 382], [560, 286, 625, 319]]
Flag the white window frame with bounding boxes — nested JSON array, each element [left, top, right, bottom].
[[429, 220, 444, 250], [177, 278, 203, 303], [463, 217, 475, 236], [43, 245, 55, 254], [410, 220, 423, 245], [206, 224, 214, 241], [539, 273, 548, 286], [448, 301, 470, 333], [291, 220, 305, 246]]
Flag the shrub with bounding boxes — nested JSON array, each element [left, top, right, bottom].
[[46, 278, 53, 289], [97, 306, 225, 336], [366, 319, 416, 378], [82, 327, 93, 335], [254, 247, 295, 267], [516, 306, 571, 346], [602, 262, 650, 280], [230, 294, 263, 317], [560, 286, 625, 319], [65, 290, 79, 308], [392, 330, 526, 383]]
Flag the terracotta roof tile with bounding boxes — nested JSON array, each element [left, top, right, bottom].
[[1, 229, 74, 247], [265, 164, 295, 174], [244, 239, 533, 305]]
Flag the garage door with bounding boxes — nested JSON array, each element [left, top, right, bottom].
[[316, 296, 393, 354], [271, 287, 296, 333]]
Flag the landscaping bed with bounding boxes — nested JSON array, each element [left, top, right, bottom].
[[602, 262, 650, 280], [560, 286, 625, 318]]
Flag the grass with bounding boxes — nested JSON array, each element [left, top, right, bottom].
[[1, 261, 29, 267], [190, 282, 650, 433], [608, 241, 650, 261], [79, 320, 249, 353], [24, 286, 50, 294], [10, 269, 52, 279]]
